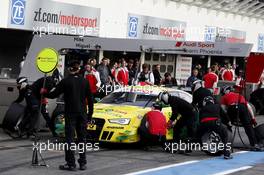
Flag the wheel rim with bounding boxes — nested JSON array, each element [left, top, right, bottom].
[[54, 114, 65, 137], [201, 131, 222, 154]]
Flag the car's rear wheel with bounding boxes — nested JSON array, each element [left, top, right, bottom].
[[201, 131, 224, 156]]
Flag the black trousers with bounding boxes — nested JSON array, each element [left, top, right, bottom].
[[19, 104, 39, 134], [19, 102, 53, 134], [228, 104, 258, 146], [172, 111, 196, 143], [198, 120, 231, 154], [64, 113, 87, 166], [41, 104, 54, 132]]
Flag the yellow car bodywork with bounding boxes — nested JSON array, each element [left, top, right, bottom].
[[87, 103, 174, 143], [85, 85, 192, 143]]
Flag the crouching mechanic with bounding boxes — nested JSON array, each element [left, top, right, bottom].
[[158, 91, 196, 153], [221, 86, 263, 151], [198, 96, 232, 159], [138, 102, 167, 148], [44, 60, 94, 171]]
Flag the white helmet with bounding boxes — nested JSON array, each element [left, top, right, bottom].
[[16, 77, 28, 84], [158, 91, 170, 105], [192, 79, 202, 92], [16, 77, 28, 89]]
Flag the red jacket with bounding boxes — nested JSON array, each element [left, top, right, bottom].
[[221, 92, 247, 106], [222, 69, 234, 81], [116, 67, 129, 85], [203, 72, 218, 88], [85, 73, 97, 94], [146, 110, 167, 136]]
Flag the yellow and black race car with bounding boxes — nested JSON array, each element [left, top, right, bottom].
[[52, 85, 193, 143]]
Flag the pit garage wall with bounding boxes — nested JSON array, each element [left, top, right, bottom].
[[53, 0, 263, 52]]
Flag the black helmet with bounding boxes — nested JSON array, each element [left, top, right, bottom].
[[16, 77, 28, 84], [152, 102, 163, 111], [202, 96, 215, 106], [221, 86, 233, 95]]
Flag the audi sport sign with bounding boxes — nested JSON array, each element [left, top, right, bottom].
[[174, 41, 252, 57], [8, 0, 100, 36]]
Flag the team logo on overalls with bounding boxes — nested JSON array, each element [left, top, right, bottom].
[[11, 0, 26, 25], [128, 16, 138, 37]]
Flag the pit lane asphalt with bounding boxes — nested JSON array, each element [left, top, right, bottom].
[[0, 116, 263, 175]]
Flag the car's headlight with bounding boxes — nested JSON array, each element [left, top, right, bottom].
[[108, 118, 130, 125]]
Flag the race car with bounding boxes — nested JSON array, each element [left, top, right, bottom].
[[52, 85, 193, 143]]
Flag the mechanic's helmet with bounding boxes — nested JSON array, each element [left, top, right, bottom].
[[16, 77, 28, 89], [192, 79, 202, 92], [158, 91, 170, 105], [152, 102, 163, 111], [221, 85, 233, 95], [202, 96, 215, 106], [16, 77, 28, 84]]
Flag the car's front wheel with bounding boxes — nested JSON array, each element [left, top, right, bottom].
[[51, 105, 65, 137]]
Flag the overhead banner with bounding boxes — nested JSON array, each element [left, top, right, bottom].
[[258, 34, 264, 52], [174, 41, 252, 56], [8, 0, 100, 36], [127, 13, 186, 41], [204, 26, 246, 43]]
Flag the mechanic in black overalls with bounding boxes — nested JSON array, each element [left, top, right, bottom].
[[30, 74, 58, 136], [159, 92, 196, 153], [192, 79, 214, 109], [44, 60, 94, 171], [198, 96, 232, 159]]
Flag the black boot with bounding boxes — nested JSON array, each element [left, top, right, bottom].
[[59, 164, 77, 171], [224, 151, 233, 160], [79, 164, 87, 171], [251, 144, 264, 152]]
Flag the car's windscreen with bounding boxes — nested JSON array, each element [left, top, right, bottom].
[[100, 92, 157, 107]]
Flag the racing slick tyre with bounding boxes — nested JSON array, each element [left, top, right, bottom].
[[2, 103, 25, 138], [254, 123, 264, 144], [201, 129, 232, 156], [250, 88, 264, 115], [51, 104, 65, 137], [248, 102, 257, 117]]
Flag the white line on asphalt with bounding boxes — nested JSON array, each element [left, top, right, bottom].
[[124, 160, 199, 175], [234, 151, 249, 154], [212, 166, 253, 175]]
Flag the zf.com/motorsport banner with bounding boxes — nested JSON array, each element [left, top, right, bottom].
[[8, 0, 100, 36]]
